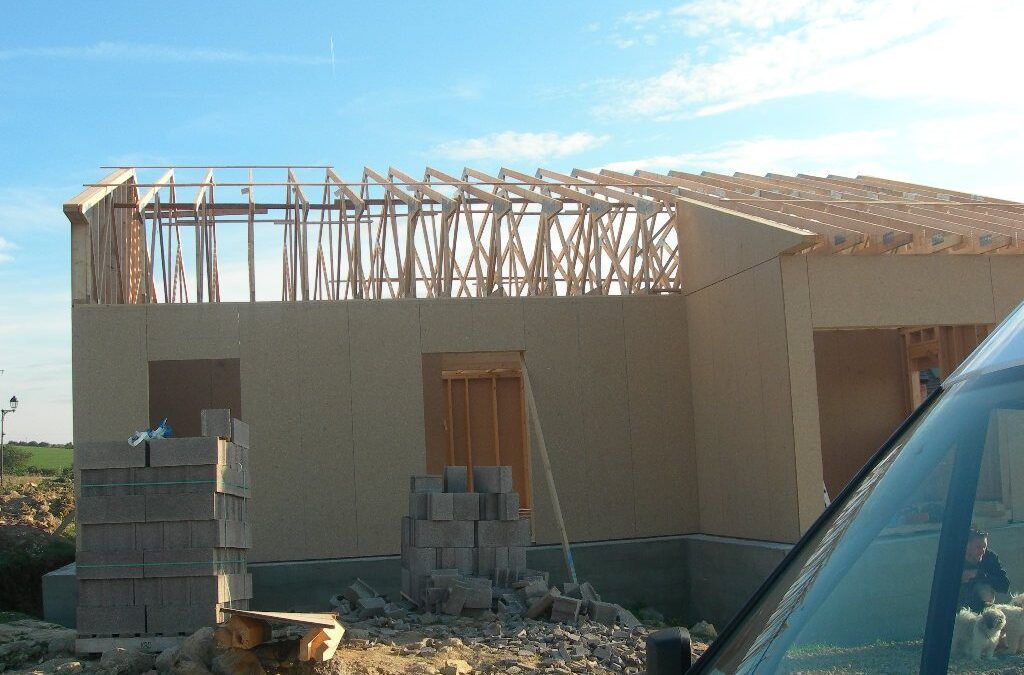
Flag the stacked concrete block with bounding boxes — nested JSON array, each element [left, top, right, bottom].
[[76, 409, 252, 640], [400, 465, 529, 612]]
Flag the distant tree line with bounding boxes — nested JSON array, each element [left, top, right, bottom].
[[6, 440, 73, 449]]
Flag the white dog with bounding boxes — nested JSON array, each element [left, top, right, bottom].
[[952, 606, 1006, 659], [994, 602, 1024, 654]]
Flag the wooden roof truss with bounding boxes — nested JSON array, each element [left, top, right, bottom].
[[64, 167, 1024, 304]]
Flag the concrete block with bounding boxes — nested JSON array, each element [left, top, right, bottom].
[[76, 440, 147, 470], [201, 408, 232, 439], [358, 596, 386, 617], [232, 418, 250, 448], [480, 494, 498, 521], [77, 606, 146, 635], [580, 581, 601, 604], [410, 475, 443, 493], [550, 596, 582, 623], [78, 523, 136, 552], [443, 585, 466, 615], [587, 600, 619, 626], [429, 569, 462, 589], [476, 547, 496, 576], [438, 548, 457, 570], [77, 495, 146, 525], [133, 577, 188, 606], [459, 581, 492, 610], [401, 517, 412, 546], [189, 574, 252, 604], [411, 519, 475, 548], [455, 548, 475, 575], [409, 492, 428, 519], [77, 579, 133, 607], [427, 492, 454, 521], [498, 493, 520, 520], [145, 493, 216, 522], [452, 493, 481, 521], [146, 603, 222, 635], [342, 578, 378, 604], [142, 548, 244, 578], [472, 466, 513, 493], [148, 436, 227, 467], [526, 587, 561, 619], [443, 466, 468, 493], [475, 520, 530, 547], [76, 550, 144, 580], [508, 546, 527, 572], [79, 468, 133, 496], [402, 545, 437, 575]]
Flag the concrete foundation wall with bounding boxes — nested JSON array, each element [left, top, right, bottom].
[[72, 296, 697, 563]]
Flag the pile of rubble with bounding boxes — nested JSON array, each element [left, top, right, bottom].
[[393, 466, 640, 627], [0, 476, 74, 532]]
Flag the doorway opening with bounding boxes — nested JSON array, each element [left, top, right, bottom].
[[422, 351, 532, 515]]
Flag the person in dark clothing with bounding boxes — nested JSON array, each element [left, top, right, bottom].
[[960, 528, 1010, 612]]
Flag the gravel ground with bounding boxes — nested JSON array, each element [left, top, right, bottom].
[[780, 640, 1024, 674]]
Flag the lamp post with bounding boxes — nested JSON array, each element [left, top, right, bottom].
[[1, 395, 17, 488]]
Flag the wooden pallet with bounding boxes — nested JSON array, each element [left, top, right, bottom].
[[76, 635, 184, 656]]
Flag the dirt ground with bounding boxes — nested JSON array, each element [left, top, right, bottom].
[[0, 475, 75, 532]]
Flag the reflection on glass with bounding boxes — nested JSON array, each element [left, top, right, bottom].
[[698, 365, 1024, 674]]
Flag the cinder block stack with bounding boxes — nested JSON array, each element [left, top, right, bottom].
[[75, 409, 252, 641], [400, 465, 529, 609]]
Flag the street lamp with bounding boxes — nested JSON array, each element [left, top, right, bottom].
[[1, 395, 17, 488]]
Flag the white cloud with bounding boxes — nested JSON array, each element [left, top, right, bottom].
[[433, 131, 610, 162], [0, 42, 330, 66], [596, 113, 1024, 201], [599, 0, 1024, 119], [0, 237, 13, 263], [622, 9, 663, 24]]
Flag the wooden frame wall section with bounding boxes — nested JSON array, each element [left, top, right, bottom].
[[423, 351, 532, 512], [65, 167, 1024, 305]]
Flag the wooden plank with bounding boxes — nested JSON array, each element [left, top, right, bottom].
[[221, 608, 338, 627], [520, 353, 576, 583]]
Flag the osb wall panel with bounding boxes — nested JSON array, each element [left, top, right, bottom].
[[72, 306, 149, 445], [676, 199, 815, 293], [780, 258, 826, 533], [804, 256, 1001, 328], [624, 297, 698, 537], [348, 301, 427, 556], [686, 258, 804, 543], [814, 329, 908, 498], [73, 296, 698, 562]]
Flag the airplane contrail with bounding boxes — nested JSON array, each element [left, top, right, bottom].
[[329, 35, 336, 78]]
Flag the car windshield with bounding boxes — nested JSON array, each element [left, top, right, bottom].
[[695, 363, 1024, 674]]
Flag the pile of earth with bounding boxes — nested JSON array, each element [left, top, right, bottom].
[[0, 476, 75, 532]]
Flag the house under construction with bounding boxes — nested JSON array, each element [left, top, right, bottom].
[[63, 165, 1024, 625]]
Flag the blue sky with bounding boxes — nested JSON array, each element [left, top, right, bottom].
[[0, 0, 1021, 442]]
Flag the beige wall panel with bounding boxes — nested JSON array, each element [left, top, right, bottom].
[[574, 296, 637, 540], [989, 256, 1024, 320], [676, 199, 815, 293], [348, 301, 425, 555], [814, 328, 908, 498], [624, 296, 698, 537], [470, 299, 527, 352], [685, 290, 721, 535], [419, 300, 474, 353], [238, 304, 306, 561], [686, 259, 804, 543], [523, 298, 589, 545], [780, 257, 825, 534], [806, 257, 996, 328], [72, 306, 149, 444], [146, 303, 241, 361], [294, 303, 358, 560]]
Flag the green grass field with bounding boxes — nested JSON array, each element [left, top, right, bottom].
[[7, 446, 73, 471]]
